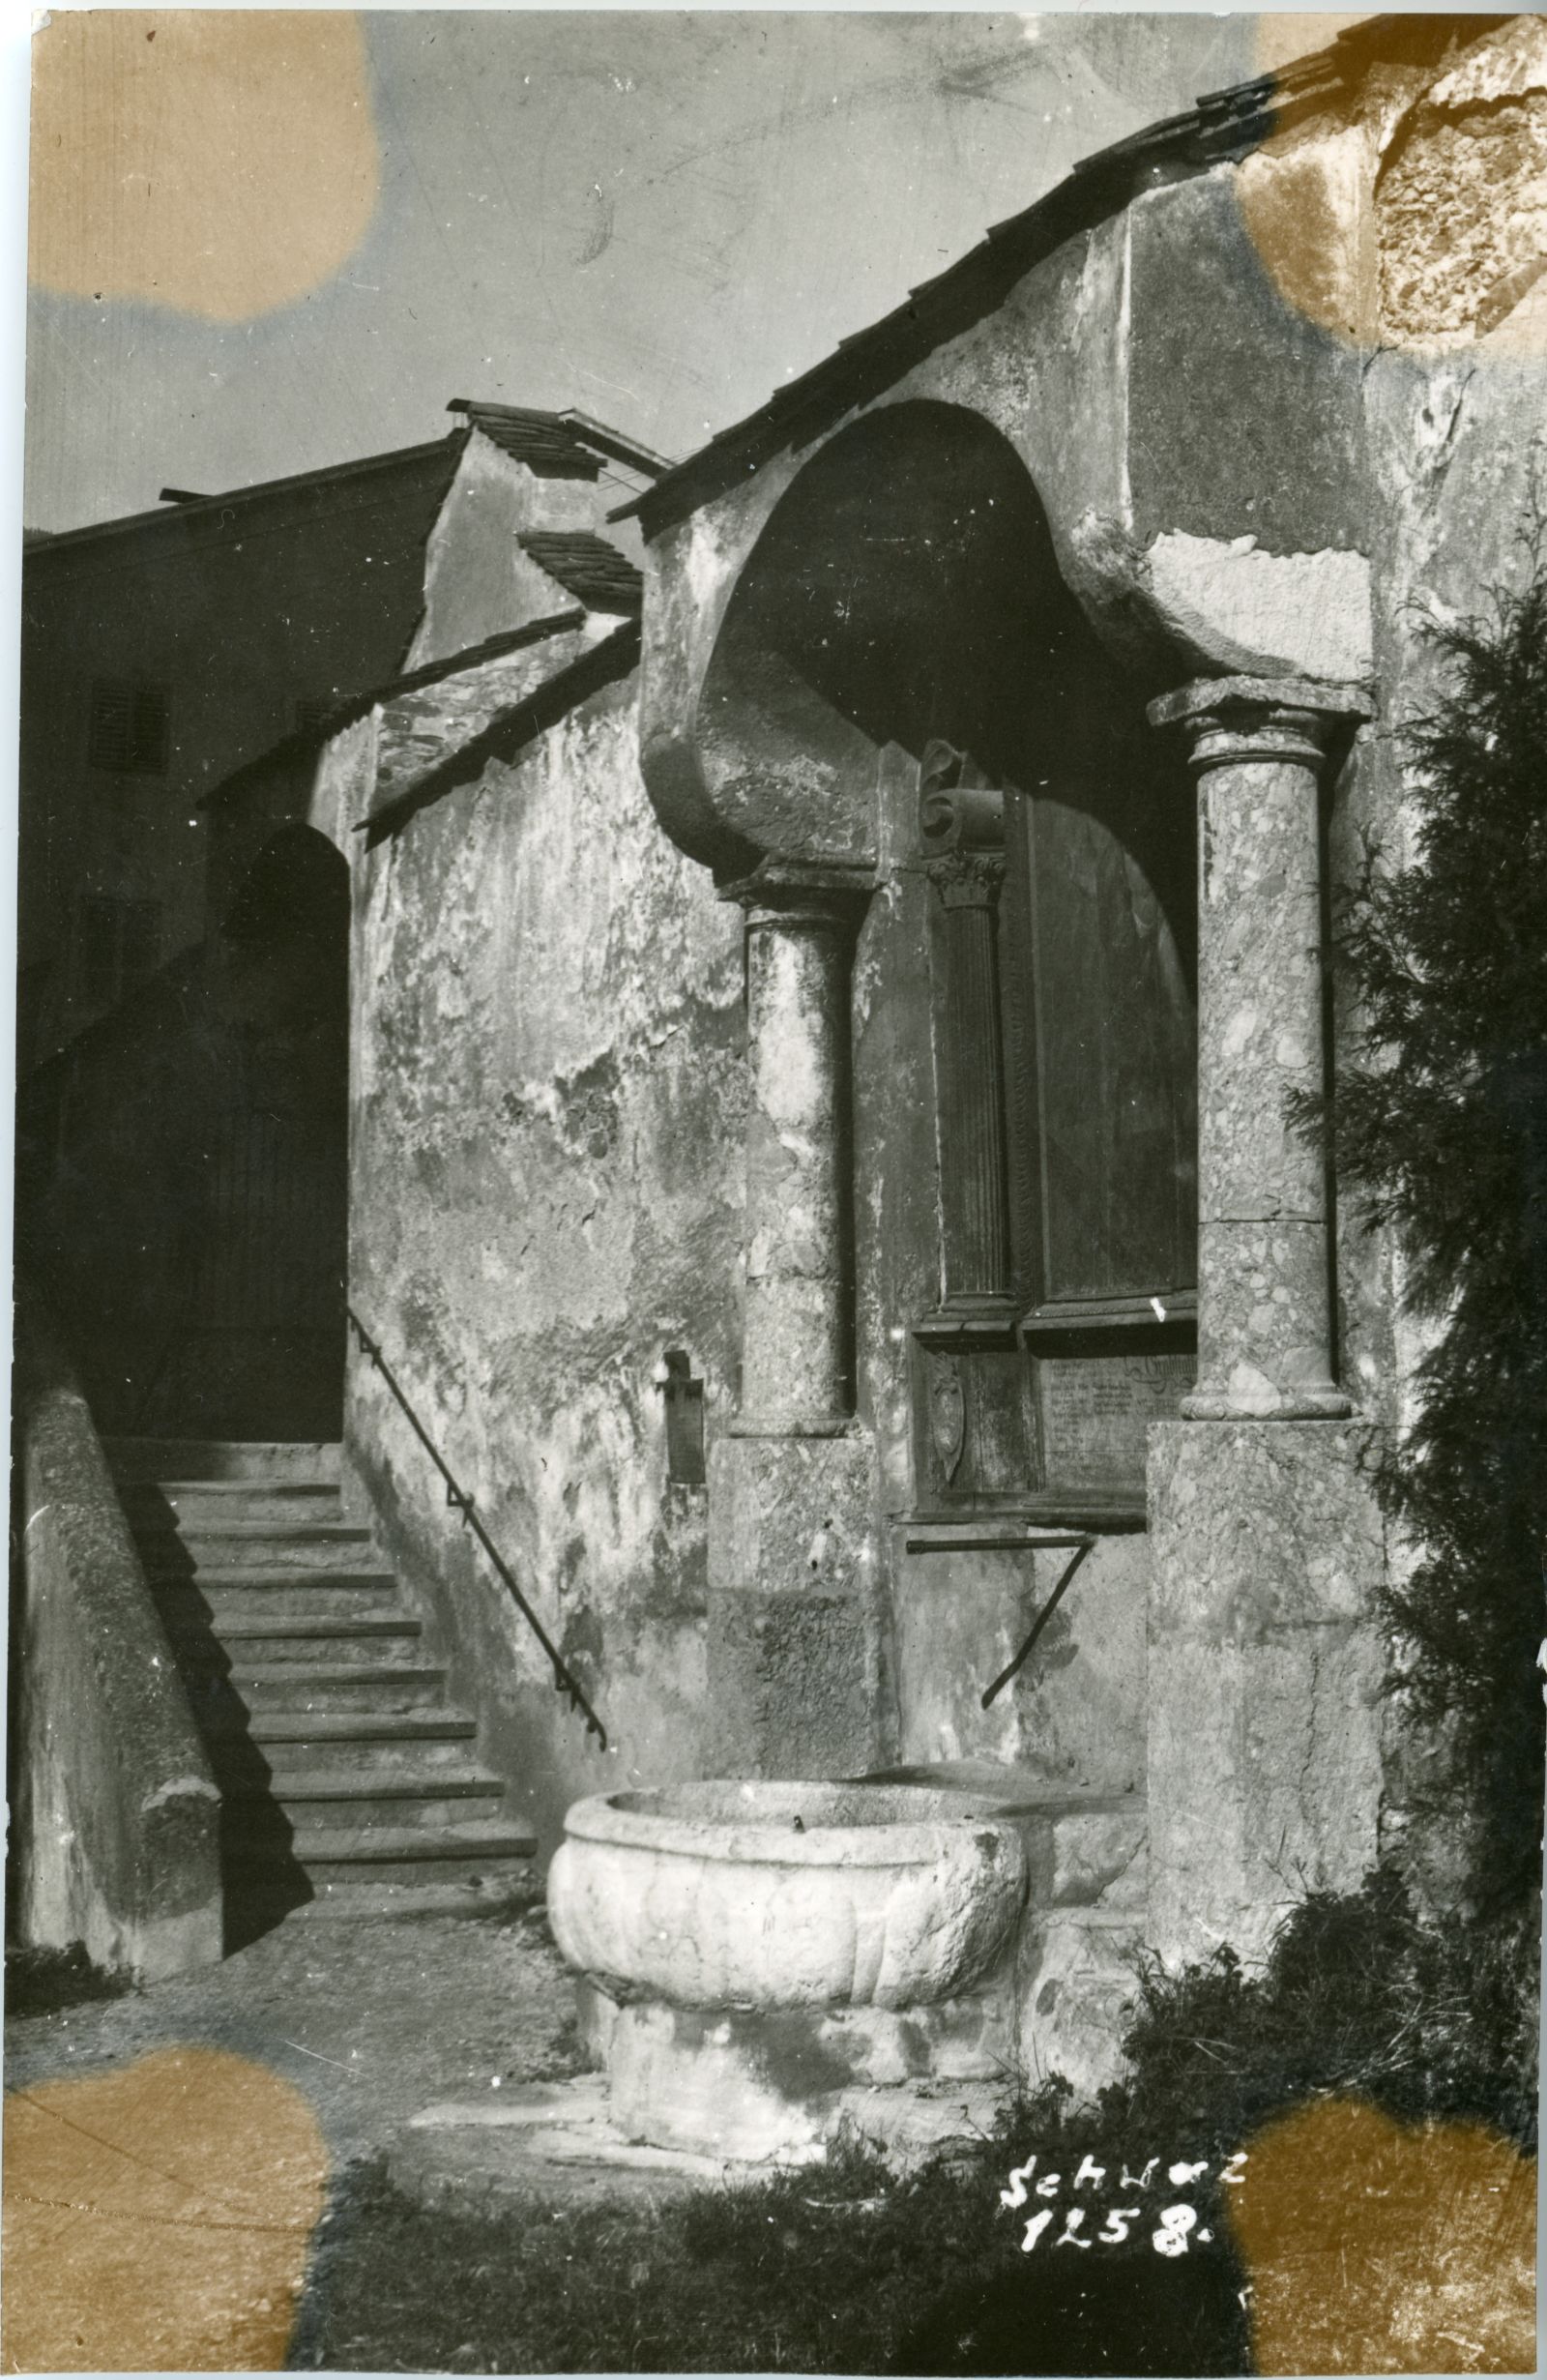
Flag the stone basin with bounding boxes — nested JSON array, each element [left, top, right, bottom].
[[546, 1778, 1028, 2011]]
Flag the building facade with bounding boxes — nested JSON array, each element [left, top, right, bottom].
[[19, 15, 1546, 2057]]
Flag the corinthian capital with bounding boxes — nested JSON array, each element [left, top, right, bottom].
[[927, 847, 1006, 909]]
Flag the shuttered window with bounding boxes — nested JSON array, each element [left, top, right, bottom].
[[88, 678, 171, 774]]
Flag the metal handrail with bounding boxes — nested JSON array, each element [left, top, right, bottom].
[[347, 1306, 607, 1749], [980, 1537, 1095, 1710]]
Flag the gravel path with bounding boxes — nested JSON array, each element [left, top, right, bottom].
[[4, 1907, 581, 2167]]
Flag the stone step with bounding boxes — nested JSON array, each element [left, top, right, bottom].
[[225, 1820, 538, 1886], [167, 1614, 423, 1661], [204, 1726, 482, 1786], [121, 1481, 346, 1527], [227, 1768, 507, 1827], [144, 1565, 397, 1591], [134, 1523, 378, 1572], [217, 1662, 451, 1712], [105, 1438, 341, 1484], [256, 1734, 486, 1781], [242, 1710, 477, 1747], [152, 1576, 402, 1625]]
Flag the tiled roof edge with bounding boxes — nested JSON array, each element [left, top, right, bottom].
[[363, 619, 641, 846]]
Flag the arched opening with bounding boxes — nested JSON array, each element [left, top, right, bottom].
[[22, 824, 351, 1439], [186, 825, 351, 1438], [702, 398, 1197, 1508]]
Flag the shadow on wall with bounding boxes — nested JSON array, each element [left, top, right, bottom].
[[17, 824, 351, 1441]]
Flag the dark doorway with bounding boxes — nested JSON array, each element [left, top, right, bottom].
[[19, 826, 351, 1440]]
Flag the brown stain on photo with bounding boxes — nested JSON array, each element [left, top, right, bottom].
[[30, 10, 380, 321], [1, 2044, 330, 2371], [1239, 12, 1547, 356], [1228, 2096, 1536, 2373]]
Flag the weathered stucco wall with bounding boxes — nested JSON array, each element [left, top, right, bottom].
[[406, 428, 605, 670], [347, 671, 745, 1858]]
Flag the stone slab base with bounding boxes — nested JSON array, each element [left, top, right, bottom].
[[604, 1987, 1016, 2164], [396, 2069, 1011, 2196], [393, 2077, 745, 2207]]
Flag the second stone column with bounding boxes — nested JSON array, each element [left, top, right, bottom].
[[1150, 674, 1373, 1419], [707, 864, 884, 1779], [1144, 672, 1386, 1968], [739, 885, 855, 1435]]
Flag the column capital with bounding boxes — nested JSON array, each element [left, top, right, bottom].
[[1149, 675, 1375, 773], [927, 848, 1006, 910], [720, 858, 873, 931]]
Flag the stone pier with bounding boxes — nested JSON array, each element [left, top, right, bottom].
[[1145, 675, 1386, 1967], [707, 866, 884, 1779]]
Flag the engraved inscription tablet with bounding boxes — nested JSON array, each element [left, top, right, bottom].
[[1037, 1350, 1195, 1491]]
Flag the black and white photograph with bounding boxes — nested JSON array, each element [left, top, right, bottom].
[[5, 9, 1544, 2371]]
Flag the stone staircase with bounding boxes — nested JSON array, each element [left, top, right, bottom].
[[105, 1438, 538, 1948]]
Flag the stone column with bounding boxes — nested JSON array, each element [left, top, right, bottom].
[[1143, 674, 1386, 1968], [1149, 675, 1373, 1420], [737, 886, 854, 1435], [707, 865, 883, 1780]]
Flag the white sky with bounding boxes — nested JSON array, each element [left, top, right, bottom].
[[22, 11, 1265, 531]]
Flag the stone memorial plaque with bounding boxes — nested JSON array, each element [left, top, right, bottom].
[[1036, 1349, 1195, 1491]]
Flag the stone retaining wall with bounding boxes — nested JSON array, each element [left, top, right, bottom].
[[11, 1287, 222, 1980]]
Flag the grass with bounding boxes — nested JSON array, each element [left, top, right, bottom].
[[292, 2107, 1251, 2376], [4, 1939, 134, 2021], [1114, 1867, 1539, 2155], [291, 1871, 1535, 2374]]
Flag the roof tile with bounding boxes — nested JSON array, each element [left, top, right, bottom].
[[517, 531, 642, 615], [450, 401, 604, 479]]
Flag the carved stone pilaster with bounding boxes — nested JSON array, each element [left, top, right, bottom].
[[918, 749, 1014, 1341]]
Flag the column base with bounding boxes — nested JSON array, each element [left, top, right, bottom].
[[913, 1297, 1020, 1351]]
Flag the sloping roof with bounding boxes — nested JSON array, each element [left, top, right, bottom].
[[25, 398, 669, 561], [364, 620, 641, 846], [25, 435, 466, 568], [616, 14, 1506, 541], [517, 531, 643, 615], [201, 609, 586, 809], [450, 401, 605, 478], [450, 400, 671, 483]]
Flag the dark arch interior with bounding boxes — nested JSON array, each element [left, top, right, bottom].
[[714, 400, 1089, 763], [704, 398, 1194, 977], [705, 397, 1198, 1341], [20, 824, 351, 1438], [222, 819, 351, 952]]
